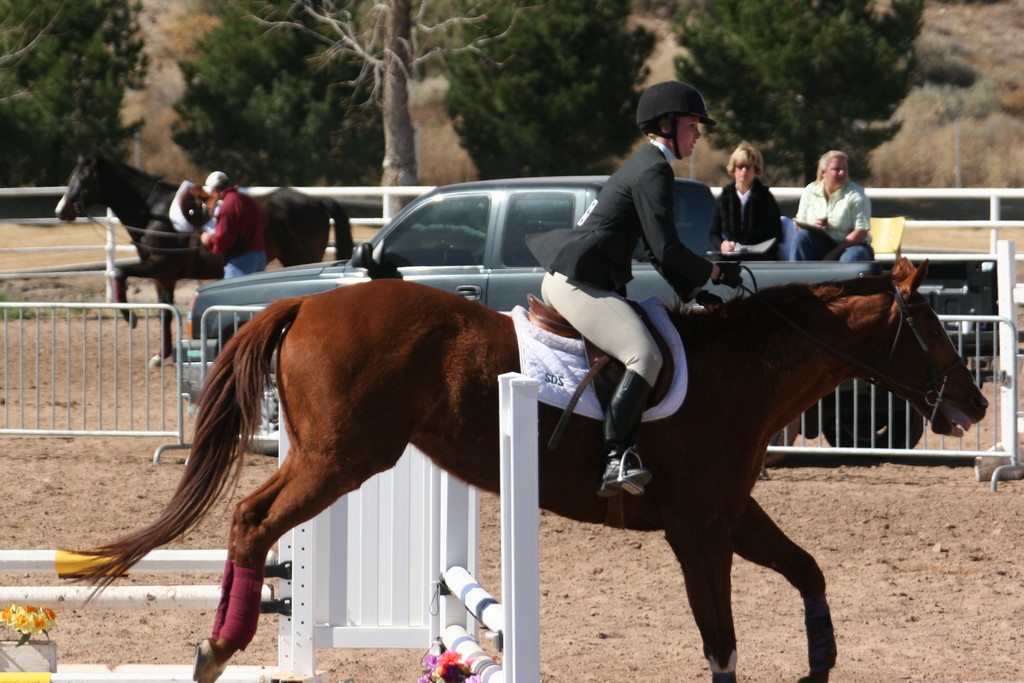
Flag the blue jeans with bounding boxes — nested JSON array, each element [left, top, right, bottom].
[[792, 230, 874, 262], [224, 250, 267, 278]]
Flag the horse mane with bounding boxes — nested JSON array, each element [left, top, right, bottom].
[[666, 273, 896, 369], [93, 155, 169, 188], [671, 273, 891, 326]]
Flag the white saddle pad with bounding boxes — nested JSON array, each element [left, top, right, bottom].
[[511, 297, 688, 422]]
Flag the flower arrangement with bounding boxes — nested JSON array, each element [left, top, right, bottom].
[[1, 605, 57, 647], [419, 651, 482, 683]]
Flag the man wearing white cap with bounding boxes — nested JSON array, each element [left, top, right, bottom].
[[199, 171, 267, 278]]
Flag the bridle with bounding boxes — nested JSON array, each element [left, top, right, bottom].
[[738, 272, 965, 424], [886, 286, 965, 420]]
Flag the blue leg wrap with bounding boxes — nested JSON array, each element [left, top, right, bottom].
[[804, 593, 837, 673]]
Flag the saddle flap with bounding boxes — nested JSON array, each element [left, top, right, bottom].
[[524, 294, 674, 409]]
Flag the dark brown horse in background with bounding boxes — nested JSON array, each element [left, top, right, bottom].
[[75, 259, 987, 682], [55, 155, 353, 363]]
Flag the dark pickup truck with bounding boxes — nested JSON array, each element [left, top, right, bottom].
[[181, 175, 997, 450]]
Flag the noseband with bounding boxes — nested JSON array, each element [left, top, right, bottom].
[[743, 280, 964, 422]]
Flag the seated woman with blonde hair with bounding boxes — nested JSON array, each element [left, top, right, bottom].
[[709, 142, 782, 259], [793, 149, 873, 261]]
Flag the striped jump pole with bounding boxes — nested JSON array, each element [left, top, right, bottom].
[[442, 624, 504, 683], [442, 566, 504, 639]]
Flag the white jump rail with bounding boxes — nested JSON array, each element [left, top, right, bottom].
[[0, 549, 266, 573], [0, 549, 282, 610], [0, 585, 273, 610], [30, 668, 278, 682], [0, 550, 288, 682]]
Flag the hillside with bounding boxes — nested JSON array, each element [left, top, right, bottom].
[[127, 0, 1024, 188]]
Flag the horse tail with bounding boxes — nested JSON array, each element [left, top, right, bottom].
[[325, 198, 354, 259], [76, 297, 304, 587]]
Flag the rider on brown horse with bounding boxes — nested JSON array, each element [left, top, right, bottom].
[[527, 82, 742, 497]]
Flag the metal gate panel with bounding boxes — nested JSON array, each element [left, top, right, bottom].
[[0, 302, 184, 445]]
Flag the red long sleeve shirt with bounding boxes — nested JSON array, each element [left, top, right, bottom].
[[206, 187, 266, 256]]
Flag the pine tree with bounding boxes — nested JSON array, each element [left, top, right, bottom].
[[173, 2, 383, 186], [0, 0, 147, 185], [676, 0, 923, 183], [445, 0, 654, 179]]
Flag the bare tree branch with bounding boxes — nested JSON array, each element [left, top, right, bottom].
[[249, 0, 522, 189], [0, 1, 66, 103]]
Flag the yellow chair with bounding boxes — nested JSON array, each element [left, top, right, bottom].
[[869, 216, 906, 256]]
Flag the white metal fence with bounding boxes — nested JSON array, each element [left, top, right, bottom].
[[0, 302, 188, 460], [2, 185, 1024, 287]]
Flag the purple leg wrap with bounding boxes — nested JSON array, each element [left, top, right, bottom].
[[114, 279, 126, 303], [803, 593, 837, 673], [213, 563, 265, 651], [211, 559, 234, 640], [711, 672, 737, 683]]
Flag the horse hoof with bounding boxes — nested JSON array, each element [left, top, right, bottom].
[[193, 640, 227, 683], [148, 354, 169, 369]]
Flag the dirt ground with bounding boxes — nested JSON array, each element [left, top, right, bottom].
[[1, 222, 1023, 683]]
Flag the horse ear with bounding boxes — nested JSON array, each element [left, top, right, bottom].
[[893, 257, 929, 297]]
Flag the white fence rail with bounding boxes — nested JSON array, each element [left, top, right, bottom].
[[2, 186, 1024, 275]]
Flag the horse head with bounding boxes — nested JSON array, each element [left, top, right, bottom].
[[55, 155, 101, 221], [878, 257, 988, 437]]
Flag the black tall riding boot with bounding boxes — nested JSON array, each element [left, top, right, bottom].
[[597, 370, 654, 497]]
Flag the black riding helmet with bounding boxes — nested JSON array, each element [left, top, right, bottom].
[[636, 81, 716, 159]]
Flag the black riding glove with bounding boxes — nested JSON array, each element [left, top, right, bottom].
[[713, 261, 743, 288], [694, 290, 724, 308]]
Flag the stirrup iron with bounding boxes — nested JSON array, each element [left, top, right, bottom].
[[599, 448, 652, 497]]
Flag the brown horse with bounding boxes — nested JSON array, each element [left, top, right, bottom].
[[75, 258, 987, 682]]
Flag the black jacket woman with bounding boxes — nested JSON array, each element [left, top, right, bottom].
[[709, 143, 782, 260]]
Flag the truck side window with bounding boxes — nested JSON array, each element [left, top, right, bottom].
[[381, 195, 489, 267], [673, 183, 714, 253], [502, 193, 575, 267]]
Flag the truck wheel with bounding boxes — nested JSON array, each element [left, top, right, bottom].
[[819, 388, 924, 449]]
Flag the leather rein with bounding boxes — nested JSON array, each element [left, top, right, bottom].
[[740, 273, 964, 423]]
